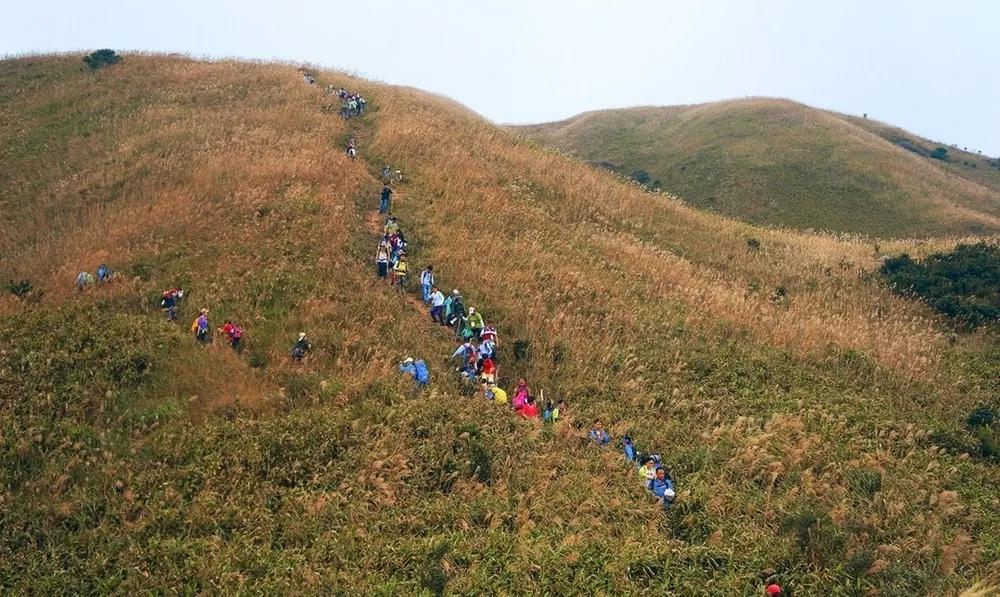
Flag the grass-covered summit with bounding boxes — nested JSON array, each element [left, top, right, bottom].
[[1, 55, 998, 594], [516, 98, 1000, 238]]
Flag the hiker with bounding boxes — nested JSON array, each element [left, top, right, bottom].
[[647, 467, 676, 509], [429, 287, 446, 324], [481, 323, 498, 345], [392, 253, 409, 290], [379, 185, 393, 214], [161, 288, 182, 321], [420, 265, 434, 303], [291, 332, 312, 362], [399, 356, 417, 377], [466, 307, 485, 340], [623, 435, 638, 462], [513, 378, 530, 405], [589, 420, 611, 446], [384, 216, 399, 236], [218, 320, 244, 350], [477, 337, 496, 364], [191, 309, 210, 343], [96, 263, 113, 285], [75, 270, 95, 292], [518, 395, 539, 418], [637, 456, 658, 483], [375, 237, 392, 279], [382, 164, 392, 180], [480, 356, 497, 384], [451, 340, 476, 365], [485, 382, 508, 405], [449, 292, 467, 334], [414, 358, 430, 386]]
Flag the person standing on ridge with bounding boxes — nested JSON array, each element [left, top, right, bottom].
[[420, 265, 435, 303], [379, 184, 393, 214]]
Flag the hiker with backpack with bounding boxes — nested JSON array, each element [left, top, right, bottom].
[[218, 320, 244, 351], [419, 265, 434, 303], [429, 287, 446, 324], [399, 357, 431, 387], [647, 467, 676, 510], [451, 340, 477, 365], [375, 237, 392, 279], [589, 420, 611, 446], [96, 264, 113, 285], [623, 435, 639, 463], [466, 307, 484, 340], [191, 309, 210, 343], [379, 184, 393, 214], [485, 382, 508, 405], [75, 270, 96, 292], [291, 332, 311, 362], [161, 288, 182, 321], [448, 293, 467, 335], [392, 253, 409, 290]]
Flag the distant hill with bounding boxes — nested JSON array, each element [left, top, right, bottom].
[[515, 99, 1000, 238]]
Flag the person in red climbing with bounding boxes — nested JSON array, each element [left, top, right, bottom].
[[217, 320, 244, 351], [518, 395, 539, 418]]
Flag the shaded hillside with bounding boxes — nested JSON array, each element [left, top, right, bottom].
[[516, 99, 1000, 238], [1, 56, 998, 594]]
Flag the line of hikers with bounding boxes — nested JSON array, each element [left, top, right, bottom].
[[156, 286, 312, 362], [322, 85, 367, 119], [74, 263, 114, 291], [588, 421, 678, 510], [379, 214, 564, 423], [372, 210, 680, 511]]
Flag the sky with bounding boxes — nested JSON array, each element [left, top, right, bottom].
[[3, 0, 999, 155]]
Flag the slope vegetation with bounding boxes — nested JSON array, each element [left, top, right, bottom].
[[516, 99, 1000, 238], [1, 55, 998, 594]]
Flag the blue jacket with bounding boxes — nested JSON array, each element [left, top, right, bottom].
[[399, 362, 417, 377], [414, 360, 430, 385], [647, 477, 675, 500]]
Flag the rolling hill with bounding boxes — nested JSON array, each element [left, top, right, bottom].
[[515, 99, 1000, 238], [1, 55, 998, 594]]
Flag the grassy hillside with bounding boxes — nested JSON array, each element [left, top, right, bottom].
[[516, 99, 1000, 238], [1, 55, 999, 594]]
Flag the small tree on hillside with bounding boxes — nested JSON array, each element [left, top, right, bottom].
[[83, 49, 122, 71]]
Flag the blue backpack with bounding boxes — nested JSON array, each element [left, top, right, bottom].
[[414, 360, 430, 385]]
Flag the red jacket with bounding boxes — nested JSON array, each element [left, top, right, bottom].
[[519, 403, 539, 418]]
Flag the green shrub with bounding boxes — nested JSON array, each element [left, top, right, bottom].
[[880, 243, 1000, 327], [83, 49, 122, 71], [631, 169, 652, 186], [5, 279, 33, 298], [929, 147, 949, 161]]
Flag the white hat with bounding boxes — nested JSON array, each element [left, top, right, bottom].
[[404, 357, 414, 363], [453, 289, 460, 295], [298, 332, 306, 340]]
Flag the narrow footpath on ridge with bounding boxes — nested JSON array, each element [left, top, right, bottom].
[[305, 68, 683, 518]]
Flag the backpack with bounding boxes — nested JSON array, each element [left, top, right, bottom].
[[232, 326, 244, 340], [542, 407, 553, 422]]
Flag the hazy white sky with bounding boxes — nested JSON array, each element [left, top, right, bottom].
[[3, 0, 999, 155]]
